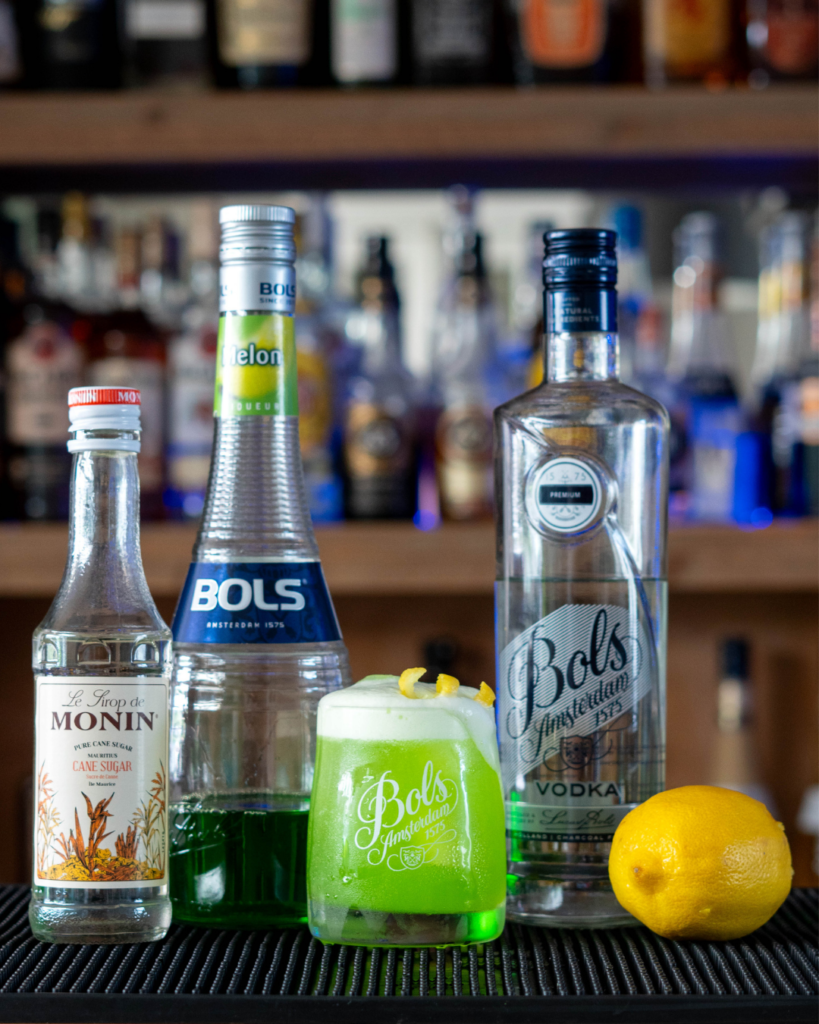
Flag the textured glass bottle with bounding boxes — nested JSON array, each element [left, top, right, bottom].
[[30, 387, 172, 944], [169, 205, 351, 929], [495, 230, 668, 927]]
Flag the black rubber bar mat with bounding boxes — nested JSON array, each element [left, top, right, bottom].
[[0, 886, 814, 1023]]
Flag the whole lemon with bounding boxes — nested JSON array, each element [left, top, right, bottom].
[[609, 786, 792, 940]]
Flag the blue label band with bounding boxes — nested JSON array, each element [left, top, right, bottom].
[[546, 288, 617, 335], [172, 562, 342, 645]]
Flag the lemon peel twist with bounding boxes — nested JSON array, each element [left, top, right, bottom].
[[474, 682, 495, 707], [398, 667, 426, 699], [436, 673, 460, 696]]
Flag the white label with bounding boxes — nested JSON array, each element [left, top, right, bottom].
[[332, 0, 396, 82], [497, 604, 651, 795], [527, 456, 603, 535], [34, 676, 169, 889], [127, 0, 205, 39]]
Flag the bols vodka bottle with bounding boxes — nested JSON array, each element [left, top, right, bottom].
[[169, 206, 351, 929], [30, 387, 172, 943], [495, 230, 668, 927]]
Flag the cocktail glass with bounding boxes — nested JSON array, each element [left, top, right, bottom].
[[307, 671, 506, 946]]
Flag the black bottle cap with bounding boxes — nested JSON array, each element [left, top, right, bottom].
[[543, 228, 618, 289], [722, 638, 749, 680]]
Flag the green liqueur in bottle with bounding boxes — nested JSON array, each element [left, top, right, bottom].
[[170, 792, 308, 927]]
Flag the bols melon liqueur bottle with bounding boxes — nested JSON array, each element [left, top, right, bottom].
[[30, 386, 172, 943], [495, 229, 668, 927], [169, 205, 351, 928]]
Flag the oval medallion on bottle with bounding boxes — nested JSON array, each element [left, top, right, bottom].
[[525, 455, 608, 536]]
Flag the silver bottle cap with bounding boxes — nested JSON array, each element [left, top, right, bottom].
[[219, 204, 296, 315]]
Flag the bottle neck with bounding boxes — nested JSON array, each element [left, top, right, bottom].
[[196, 417, 318, 562], [543, 283, 619, 383], [546, 332, 619, 383], [57, 438, 158, 625]]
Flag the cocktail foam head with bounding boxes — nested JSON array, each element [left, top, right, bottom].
[[317, 675, 500, 771]]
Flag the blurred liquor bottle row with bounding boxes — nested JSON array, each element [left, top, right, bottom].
[[0, 189, 816, 525], [0, 0, 814, 92]]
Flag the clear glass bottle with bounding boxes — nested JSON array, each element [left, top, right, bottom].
[[169, 205, 351, 930], [30, 386, 172, 944], [666, 211, 740, 521], [495, 229, 668, 928], [342, 236, 417, 520], [431, 208, 498, 522]]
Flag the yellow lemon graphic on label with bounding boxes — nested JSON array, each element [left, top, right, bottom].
[[216, 313, 298, 418]]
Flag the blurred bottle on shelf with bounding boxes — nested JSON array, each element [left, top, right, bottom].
[[140, 214, 187, 327], [410, 0, 502, 84], [612, 204, 652, 386], [330, 0, 401, 85], [667, 211, 740, 521], [710, 638, 777, 815], [0, 0, 24, 87], [86, 224, 167, 519], [295, 198, 344, 523], [122, 0, 210, 88], [165, 200, 218, 519], [746, 0, 818, 87], [519, 220, 554, 391], [430, 191, 497, 521], [747, 211, 811, 518], [33, 0, 121, 88], [642, 0, 736, 87], [342, 235, 416, 519], [509, 0, 618, 84], [4, 213, 83, 520], [209, 0, 327, 88]]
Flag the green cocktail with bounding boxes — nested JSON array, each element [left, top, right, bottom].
[[307, 673, 506, 946]]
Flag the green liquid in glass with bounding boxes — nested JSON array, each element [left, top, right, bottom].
[[307, 736, 506, 946], [169, 791, 308, 928]]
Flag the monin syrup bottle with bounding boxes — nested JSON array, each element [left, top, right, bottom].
[[494, 229, 668, 927], [30, 387, 172, 943]]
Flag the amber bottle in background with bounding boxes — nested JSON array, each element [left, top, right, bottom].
[[510, 0, 623, 84], [642, 0, 739, 86], [746, 0, 818, 87], [208, 0, 329, 88]]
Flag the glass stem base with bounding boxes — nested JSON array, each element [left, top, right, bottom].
[[29, 891, 172, 944], [506, 875, 636, 929], [308, 900, 505, 947]]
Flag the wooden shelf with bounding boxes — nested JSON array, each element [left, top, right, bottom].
[[0, 519, 815, 598], [0, 86, 814, 192]]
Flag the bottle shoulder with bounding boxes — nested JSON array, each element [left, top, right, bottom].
[[497, 380, 670, 429]]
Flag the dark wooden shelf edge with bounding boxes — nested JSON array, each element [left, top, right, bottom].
[[0, 520, 814, 597]]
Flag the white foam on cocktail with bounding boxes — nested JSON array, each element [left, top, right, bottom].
[[317, 675, 500, 772]]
